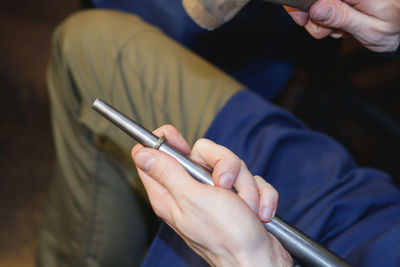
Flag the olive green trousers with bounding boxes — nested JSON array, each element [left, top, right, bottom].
[[37, 9, 243, 267]]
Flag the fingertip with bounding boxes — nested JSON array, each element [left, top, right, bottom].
[[254, 176, 278, 222], [134, 149, 155, 172], [153, 124, 191, 154], [214, 158, 241, 189], [131, 143, 144, 159], [330, 31, 344, 39], [305, 20, 333, 39], [218, 172, 235, 189], [258, 194, 278, 222], [284, 5, 310, 26], [259, 206, 275, 222], [259, 195, 277, 222]]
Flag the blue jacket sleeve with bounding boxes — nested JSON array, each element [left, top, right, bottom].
[[142, 90, 400, 267]]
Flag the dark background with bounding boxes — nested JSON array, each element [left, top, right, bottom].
[[0, 1, 80, 266], [0, 1, 399, 266]]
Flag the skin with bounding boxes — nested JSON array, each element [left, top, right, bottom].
[[284, 0, 400, 52], [132, 125, 292, 267]]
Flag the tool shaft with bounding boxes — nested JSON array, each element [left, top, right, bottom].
[[92, 98, 352, 267]]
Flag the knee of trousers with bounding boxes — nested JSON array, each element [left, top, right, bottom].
[[49, 9, 157, 103], [52, 9, 154, 62], [48, 9, 160, 134]]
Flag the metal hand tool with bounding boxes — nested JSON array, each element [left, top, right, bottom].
[[92, 98, 352, 267]]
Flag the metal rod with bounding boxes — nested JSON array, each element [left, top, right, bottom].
[[92, 98, 352, 267]]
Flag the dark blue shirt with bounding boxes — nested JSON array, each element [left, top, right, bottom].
[[142, 91, 400, 267]]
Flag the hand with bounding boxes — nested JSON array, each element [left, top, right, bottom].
[[285, 0, 400, 52], [131, 125, 292, 267]]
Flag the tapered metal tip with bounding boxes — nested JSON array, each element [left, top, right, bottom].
[[92, 99, 159, 148]]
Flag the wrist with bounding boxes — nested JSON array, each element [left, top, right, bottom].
[[229, 235, 293, 267]]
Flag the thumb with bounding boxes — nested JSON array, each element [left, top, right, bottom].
[[134, 148, 201, 198], [309, 0, 367, 36]]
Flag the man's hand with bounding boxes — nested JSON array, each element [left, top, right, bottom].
[[131, 125, 292, 267], [285, 0, 400, 52]]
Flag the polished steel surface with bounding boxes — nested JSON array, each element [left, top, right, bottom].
[[92, 98, 352, 267], [93, 99, 159, 147]]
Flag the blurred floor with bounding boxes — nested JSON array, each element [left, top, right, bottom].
[[0, 2, 399, 267], [0, 1, 80, 266]]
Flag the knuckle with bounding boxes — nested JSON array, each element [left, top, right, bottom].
[[218, 147, 241, 166], [192, 138, 206, 150], [271, 187, 279, 202], [227, 155, 242, 171], [232, 156, 241, 165], [239, 159, 247, 169], [163, 124, 177, 133], [239, 183, 259, 203], [331, 5, 356, 33], [255, 175, 279, 201], [237, 160, 251, 179], [192, 138, 214, 152], [331, 8, 346, 28], [265, 184, 279, 204]]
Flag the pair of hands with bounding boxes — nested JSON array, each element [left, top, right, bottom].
[[285, 0, 400, 52], [132, 125, 292, 267]]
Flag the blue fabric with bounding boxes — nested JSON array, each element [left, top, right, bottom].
[[92, 0, 201, 44], [91, 0, 294, 100], [142, 91, 400, 267]]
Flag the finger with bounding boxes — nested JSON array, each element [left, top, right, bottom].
[[254, 176, 279, 222], [309, 0, 372, 40], [284, 6, 310, 26], [153, 124, 191, 154], [131, 124, 190, 222], [190, 138, 241, 190], [133, 147, 205, 203], [136, 167, 178, 222], [132, 124, 190, 156], [330, 29, 348, 39], [234, 161, 260, 213], [190, 139, 259, 213], [304, 19, 334, 39]]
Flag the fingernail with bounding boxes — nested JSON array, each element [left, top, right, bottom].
[[313, 5, 334, 22], [330, 32, 343, 39], [260, 206, 274, 221], [134, 151, 155, 172], [219, 173, 234, 188]]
